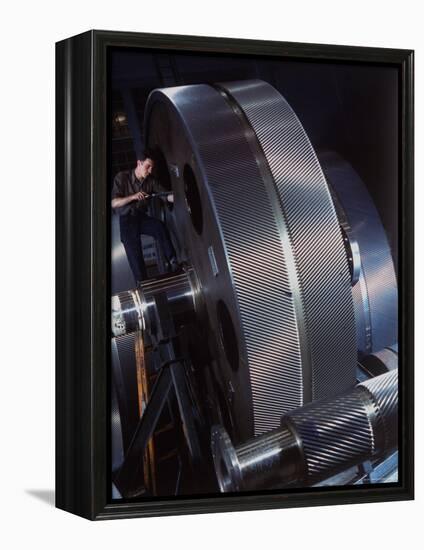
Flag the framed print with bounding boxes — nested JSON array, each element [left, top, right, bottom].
[[55, 30, 414, 520]]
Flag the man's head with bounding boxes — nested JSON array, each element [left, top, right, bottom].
[[136, 150, 155, 179], [136, 157, 154, 179]]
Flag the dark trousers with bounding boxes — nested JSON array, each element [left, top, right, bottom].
[[120, 213, 176, 283]]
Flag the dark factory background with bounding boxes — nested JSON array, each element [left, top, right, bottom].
[[109, 48, 399, 278]]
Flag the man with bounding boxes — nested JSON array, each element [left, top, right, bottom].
[[111, 150, 178, 285]]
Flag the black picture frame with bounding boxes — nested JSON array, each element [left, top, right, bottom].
[[56, 29, 414, 520]]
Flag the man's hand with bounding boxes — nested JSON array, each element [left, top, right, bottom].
[[133, 191, 148, 202], [111, 191, 148, 209]]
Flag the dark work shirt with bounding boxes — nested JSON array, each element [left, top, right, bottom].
[[111, 169, 164, 217]]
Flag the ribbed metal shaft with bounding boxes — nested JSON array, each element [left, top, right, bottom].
[[284, 369, 398, 483], [111, 269, 196, 338], [212, 369, 398, 491], [359, 368, 398, 452]]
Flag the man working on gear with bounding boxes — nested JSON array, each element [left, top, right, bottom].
[[111, 150, 178, 286]]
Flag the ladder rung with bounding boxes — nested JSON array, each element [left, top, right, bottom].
[[157, 449, 178, 463], [154, 422, 175, 436]]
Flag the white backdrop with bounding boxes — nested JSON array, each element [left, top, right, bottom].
[[0, 1, 421, 547]]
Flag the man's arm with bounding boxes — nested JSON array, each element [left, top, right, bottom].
[[111, 191, 147, 209], [111, 171, 148, 209]]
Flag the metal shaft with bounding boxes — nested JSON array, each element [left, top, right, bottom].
[[111, 268, 198, 339], [212, 369, 398, 492]]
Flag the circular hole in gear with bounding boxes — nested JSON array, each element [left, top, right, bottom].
[[152, 147, 172, 191], [217, 300, 239, 372], [184, 164, 203, 235]]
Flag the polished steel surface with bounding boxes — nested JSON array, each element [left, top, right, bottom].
[[139, 270, 197, 339], [320, 151, 398, 356], [211, 423, 302, 492], [112, 269, 196, 339], [288, 388, 375, 481], [287, 369, 398, 482], [212, 369, 398, 491], [146, 83, 301, 439], [359, 368, 398, 452], [211, 425, 243, 492], [219, 80, 357, 402], [111, 290, 143, 337], [111, 80, 399, 492], [111, 370, 124, 472], [144, 80, 357, 438]]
